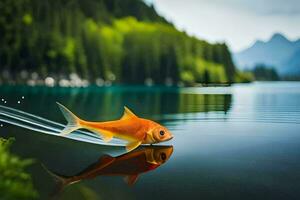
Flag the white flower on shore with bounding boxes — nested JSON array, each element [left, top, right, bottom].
[[45, 77, 55, 87], [59, 79, 70, 87], [82, 80, 89, 87], [27, 80, 36, 86], [96, 78, 104, 86], [145, 78, 153, 86]]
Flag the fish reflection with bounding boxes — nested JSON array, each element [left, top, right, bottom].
[[45, 145, 173, 193]]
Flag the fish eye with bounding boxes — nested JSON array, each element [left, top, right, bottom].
[[159, 130, 165, 136], [160, 153, 166, 160]]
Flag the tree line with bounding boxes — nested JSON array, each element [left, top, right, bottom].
[[252, 64, 279, 81], [0, 0, 251, 85]]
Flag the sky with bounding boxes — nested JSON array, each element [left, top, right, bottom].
[[145, 0, 300, 52]]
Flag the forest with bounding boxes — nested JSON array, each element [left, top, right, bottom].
[[252, 64, 279, 81], [0, 0, 252, 86]]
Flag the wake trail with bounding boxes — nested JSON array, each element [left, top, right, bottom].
[[0, 105, 124, 146]]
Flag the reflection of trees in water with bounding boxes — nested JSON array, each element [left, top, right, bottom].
[[178, 93, 231, 114], [0, 86, 232, 122]]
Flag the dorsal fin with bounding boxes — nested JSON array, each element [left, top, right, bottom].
[[121, 106, 138, 120]]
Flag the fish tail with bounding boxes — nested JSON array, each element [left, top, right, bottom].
[[57, 102, 82, 136], [41, 164, 70, 196]]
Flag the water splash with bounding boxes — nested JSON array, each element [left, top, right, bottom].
[[0, 105, 125, 146]]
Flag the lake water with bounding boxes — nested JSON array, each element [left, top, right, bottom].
[[1, 82, 300, 200]]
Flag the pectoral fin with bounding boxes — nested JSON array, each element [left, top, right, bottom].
[[126, 141, 141, 152], [91, 129, 114, 142], [124, 174, 139, 186], [100, 130, 114, 142], [145, 148, 158, 165]]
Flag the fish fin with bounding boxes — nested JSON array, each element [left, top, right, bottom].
[[90, 129, 114, 142], [41, 164, 70, 196], [57, 102, 82, 136], [126, 141, 141, 152], [120, 106, 138, 120], [145, 148, 158, 164], [101, 130, 114, 142], [124, 174, 139, 186]]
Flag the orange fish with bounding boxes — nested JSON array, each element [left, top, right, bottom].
[[57, 103, 173, 151], [44, 146, 173, 194]]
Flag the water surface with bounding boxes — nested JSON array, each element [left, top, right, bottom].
[[1, 82, 300, 200]]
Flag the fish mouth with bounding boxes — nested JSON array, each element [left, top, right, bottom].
[[163, 136, 173, 142]]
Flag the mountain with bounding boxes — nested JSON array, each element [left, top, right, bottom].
[[234, 33, 300, 75], [281, 47, 300, 74]]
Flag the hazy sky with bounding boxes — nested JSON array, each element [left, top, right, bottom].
[[145, 0, 300, 52]]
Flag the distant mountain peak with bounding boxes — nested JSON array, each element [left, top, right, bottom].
[[270, 33, 289, 43], [234, 32, 300, 75], [253, 39, 264, 46]]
